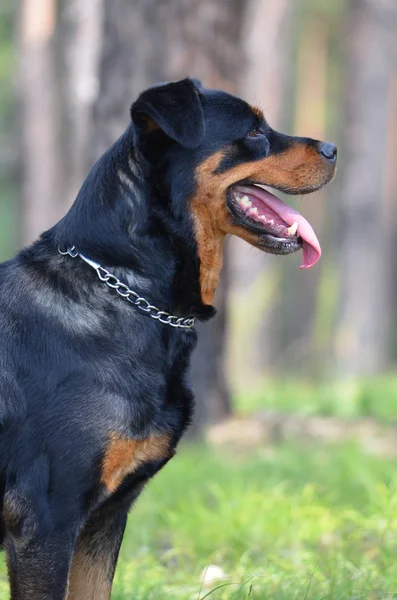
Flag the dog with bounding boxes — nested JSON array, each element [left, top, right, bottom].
[[0, 78, 336, 599]]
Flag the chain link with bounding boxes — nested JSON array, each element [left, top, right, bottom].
[[58, 247, 195, 330]]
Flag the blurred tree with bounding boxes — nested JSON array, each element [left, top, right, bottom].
[[275, 2, 330, 376], [58, 0, 103, 210], [67, 0, 247, 434], [334, 0, 397, 376], [0, 3, 17, 259], [229, 0, 297, 393], [390, 66, 397, 362], [18, 0, 59, 244]]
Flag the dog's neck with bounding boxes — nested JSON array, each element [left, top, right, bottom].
[[47, 126, 215, 322]]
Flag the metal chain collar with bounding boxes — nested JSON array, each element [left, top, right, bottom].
[[58, 247, 195, 330]]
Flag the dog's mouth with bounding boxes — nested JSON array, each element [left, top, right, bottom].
[[227, 184, 321, 269]]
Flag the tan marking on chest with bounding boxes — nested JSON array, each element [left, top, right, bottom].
[[101, 433, 171, 492]]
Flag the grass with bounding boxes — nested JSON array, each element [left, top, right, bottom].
[[1, 441, 397, 599], [235, 374, 397, 422]]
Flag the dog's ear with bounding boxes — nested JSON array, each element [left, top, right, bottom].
[[131, 78, 205, 149]]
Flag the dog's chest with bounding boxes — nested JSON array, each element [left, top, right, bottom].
[[100, 432, 173, 493], [98, 331, 195, 493]]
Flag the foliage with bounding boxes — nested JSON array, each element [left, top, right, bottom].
[[1, 440, 397, 599]]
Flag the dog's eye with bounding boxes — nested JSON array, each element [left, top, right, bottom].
[[247, 129, 265, 138], [245, 129, 270, 156]]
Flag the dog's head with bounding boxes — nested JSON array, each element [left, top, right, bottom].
[[131, 78, 336, 304]]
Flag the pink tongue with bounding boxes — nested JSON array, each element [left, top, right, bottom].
[[237, 185, 321, 269]]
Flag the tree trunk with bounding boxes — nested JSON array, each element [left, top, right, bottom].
[[228, 0, 296, 394], [334, 0, 397, 377], [18, 0, 59, 245], [57, 0, 104, 211]]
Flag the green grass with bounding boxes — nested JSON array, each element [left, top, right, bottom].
[[236, 374, 397, 422], [2, 441, 397, 599]]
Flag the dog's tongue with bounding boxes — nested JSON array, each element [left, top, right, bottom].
[[245, 185, 321, 269]]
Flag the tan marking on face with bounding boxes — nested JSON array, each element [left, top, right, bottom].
[[67, 550, 112, 600], [142, 116, 160, 132], [100, 433, 171, 493], [251, 106, 264, 120], [190, 143, 335, 304]]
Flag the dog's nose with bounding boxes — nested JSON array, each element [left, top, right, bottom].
[[318, 141, 337, 161]]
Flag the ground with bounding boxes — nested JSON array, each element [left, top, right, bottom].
[[1, 378, 397, 599]]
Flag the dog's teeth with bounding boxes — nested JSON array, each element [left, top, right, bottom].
[[259, 215, 267, 222], [287, 221, 299, 236], [240, 195, 252, 208], [268, 219, 274, 226], [249, 207, 258, 215]]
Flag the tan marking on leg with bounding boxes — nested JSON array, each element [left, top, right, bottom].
[[67, 549, 112, 600], [100, 433, 171, 493]]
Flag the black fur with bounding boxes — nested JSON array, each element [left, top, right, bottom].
[[0, 78, 336, 599], [131, 78, 205, 149]]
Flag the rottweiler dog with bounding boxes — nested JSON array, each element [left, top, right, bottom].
[[0, 78, 336, 599]]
